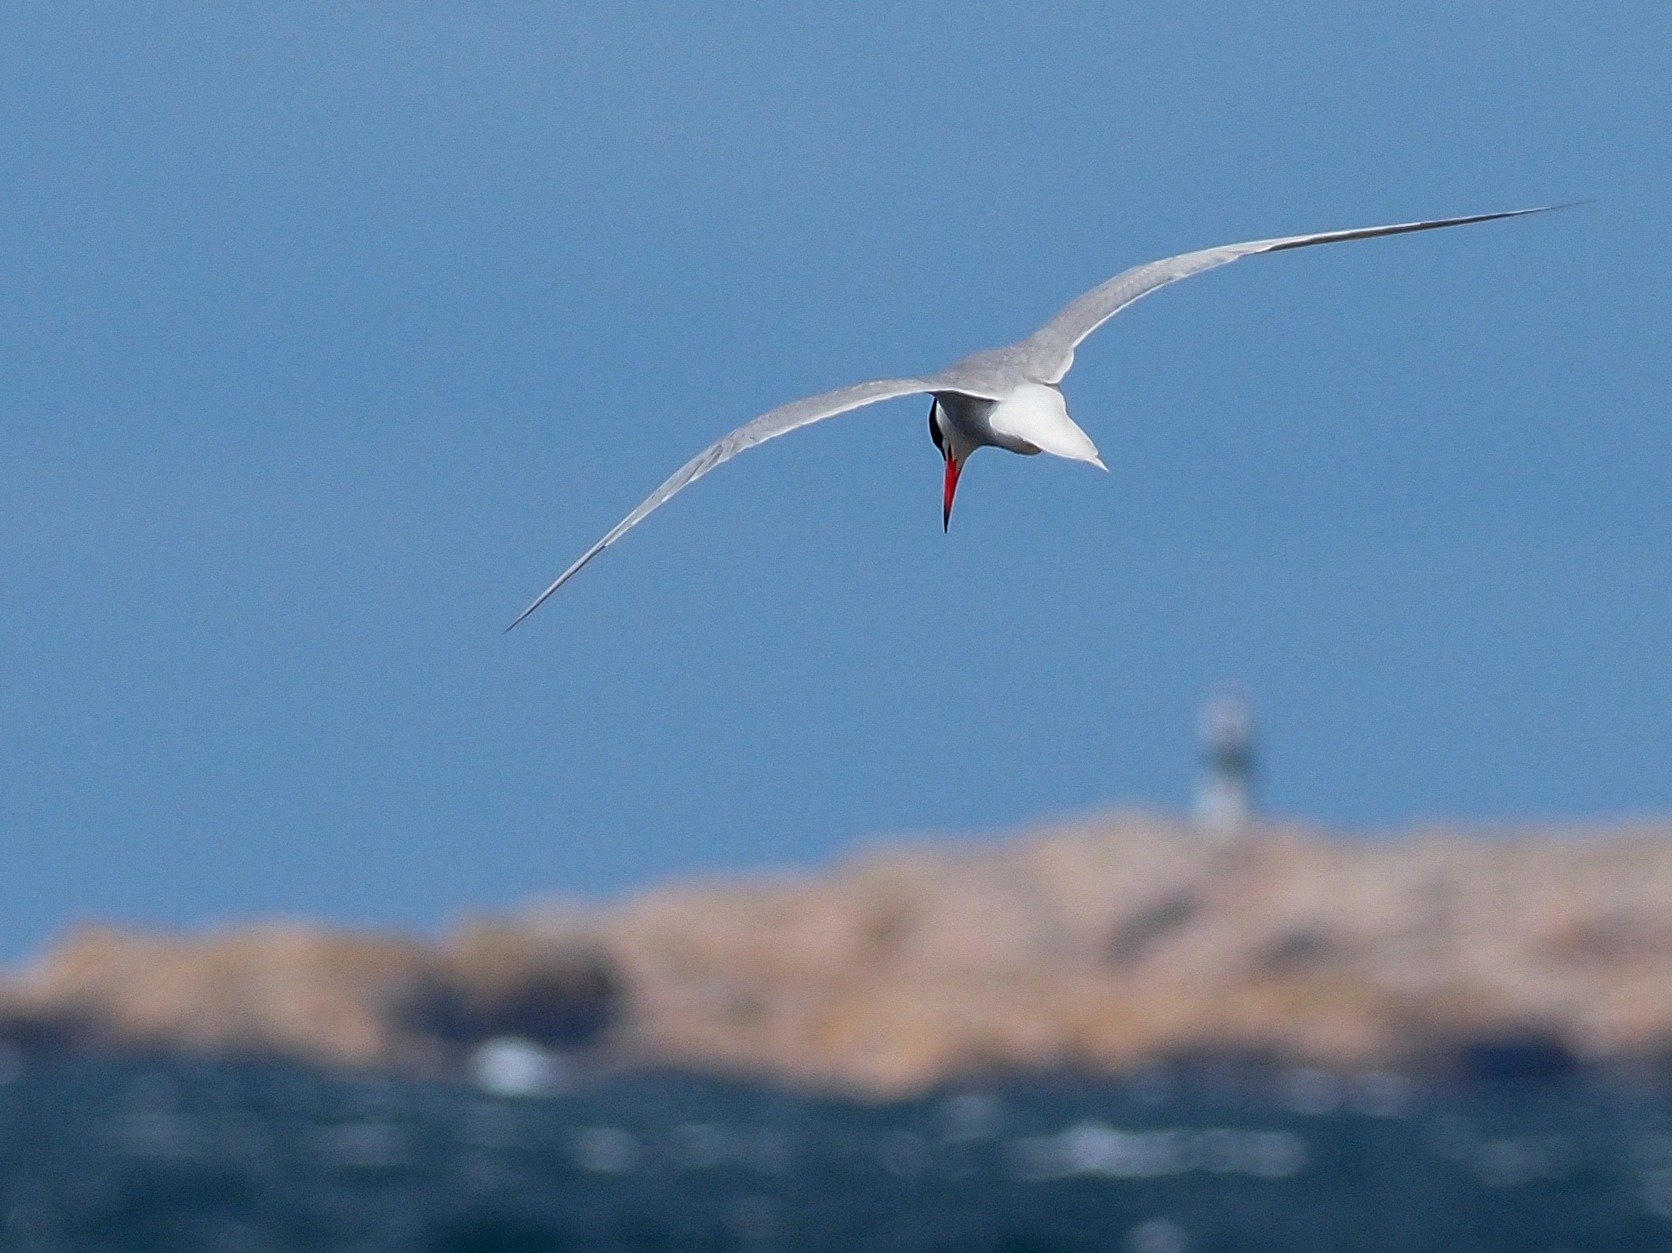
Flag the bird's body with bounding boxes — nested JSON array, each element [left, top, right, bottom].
[[932, 385, 1103, 464], [508, 204, 1569, 629]]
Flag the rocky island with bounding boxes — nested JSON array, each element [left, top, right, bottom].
[[4, 813, 1671, 1094]]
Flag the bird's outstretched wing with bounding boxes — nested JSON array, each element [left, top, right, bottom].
[[1011, 206, 1565, 385], [507, 376, 934, 629]]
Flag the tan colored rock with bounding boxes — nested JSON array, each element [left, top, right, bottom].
[[566, 814, 1672, 1091], [6, 814, 1672, 1094], [3, 923, 433, 1068]]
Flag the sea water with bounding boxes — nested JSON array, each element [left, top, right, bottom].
[[0, 1058, 1668, 1251]]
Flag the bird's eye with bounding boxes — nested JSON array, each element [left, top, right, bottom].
[[927, 400, 945, 455]]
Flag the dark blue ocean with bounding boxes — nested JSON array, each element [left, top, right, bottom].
[[2, 1058, 1671, 1251]]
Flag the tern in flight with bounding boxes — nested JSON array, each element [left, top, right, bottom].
[[509, 205, 1561, 629]]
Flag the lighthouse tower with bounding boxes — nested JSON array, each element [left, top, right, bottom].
[[1193, 688, 1256, 838]]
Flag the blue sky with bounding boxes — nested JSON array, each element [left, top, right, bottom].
[[1, 4, 1667, 954]]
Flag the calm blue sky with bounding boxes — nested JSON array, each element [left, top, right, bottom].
[[1, 4, 1667, 955]]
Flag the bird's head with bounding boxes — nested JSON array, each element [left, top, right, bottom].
[[928, 398, 964, 531]]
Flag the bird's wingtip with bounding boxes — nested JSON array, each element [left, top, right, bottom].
[[1502, 199, 1592, 220], [503, 586, 558, 633]]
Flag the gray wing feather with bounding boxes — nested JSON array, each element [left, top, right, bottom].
[[506, 376, 931, 628], [1016, 206, 1564, 384]]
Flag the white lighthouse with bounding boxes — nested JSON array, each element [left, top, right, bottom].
[[1194, 687, 1256, 838]]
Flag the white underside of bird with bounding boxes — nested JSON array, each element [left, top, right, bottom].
[[970, 383, 1105, 466], [508, 204, 1572, 629]]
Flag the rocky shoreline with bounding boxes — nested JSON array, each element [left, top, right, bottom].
[[5, 814, 1671, 1094]]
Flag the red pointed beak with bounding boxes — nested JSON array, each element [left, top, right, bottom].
[[942, 455, 962, 532]]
